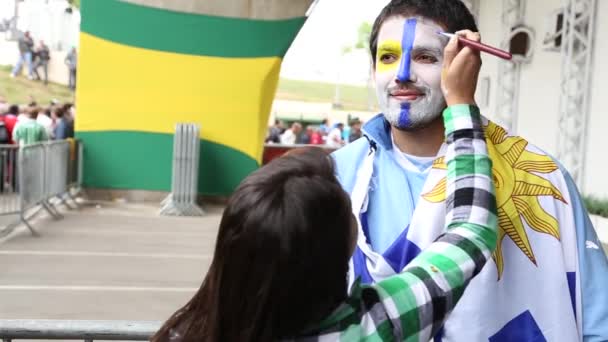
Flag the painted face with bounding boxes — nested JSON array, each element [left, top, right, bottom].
[[375, 17, 449, 130]]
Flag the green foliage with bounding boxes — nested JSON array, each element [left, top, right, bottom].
[[355, 22, 372, 50], [584, 196, 608, 218]]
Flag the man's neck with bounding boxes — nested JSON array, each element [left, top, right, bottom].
[[392, 116, 445, 157]]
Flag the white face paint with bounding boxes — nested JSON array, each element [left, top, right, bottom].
[[374, 16, 448, 130]]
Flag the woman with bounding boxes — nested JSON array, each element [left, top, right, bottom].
[[153, 34, 494, 341]]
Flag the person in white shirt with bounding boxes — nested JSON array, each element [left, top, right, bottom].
[[280, 122, 302, 145], [326, 123, 344, 148], [37, 108, 54, 139]]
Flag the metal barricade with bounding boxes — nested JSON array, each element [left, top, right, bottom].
[[160, 123, 205, 216], [0, 320, 160, 341], [0, 145, 20, 217], [15, 143, 47, 236], [45, 140, 76, 211], [68, 139, 84, 191], [0, 140, 80, 238]]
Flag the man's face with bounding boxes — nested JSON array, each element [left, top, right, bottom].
[[374, 16, 448, 130]]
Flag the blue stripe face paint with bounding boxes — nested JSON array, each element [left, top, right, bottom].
[[398, 102, 411, 128], [396, 18, 417, 83], [396, 18, 417, 129]]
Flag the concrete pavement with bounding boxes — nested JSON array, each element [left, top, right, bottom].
[[0, 201, 606, 324], [0, 202, 221, 321]]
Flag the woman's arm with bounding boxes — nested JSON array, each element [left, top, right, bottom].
[[371, 104, 497, 341]]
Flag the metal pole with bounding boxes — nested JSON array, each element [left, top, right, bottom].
[[495, 0, 526, 132], [557, 0, 597, 189]]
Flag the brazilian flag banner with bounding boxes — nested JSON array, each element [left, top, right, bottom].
[[76, 0, 311, 195]]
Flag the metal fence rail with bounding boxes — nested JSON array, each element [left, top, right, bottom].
[[0, 140, 82, 238], [160, 123, 204, 216], [0, 320, 160, 341], [0, 145, 20, 217]]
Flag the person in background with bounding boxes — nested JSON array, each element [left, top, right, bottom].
[[13, 106, 48, 146], [65, 47, 78, 91], [265, 119, 285, 143], [37, 107, 54, 139], [326, 122, 344, 148], [348, 118, 363, 143], [33, 40, 51, 85], [341, 120, 351, 143], [10, 31, 34, 79], [310, 128, 323, 145], [2, 105, 19, 145], [280, 122, 302, 145], [299, 126, 313, 145], [318, 118, 330, 136]]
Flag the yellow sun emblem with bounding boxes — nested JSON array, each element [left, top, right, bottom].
[[423, 121, 566, 279]]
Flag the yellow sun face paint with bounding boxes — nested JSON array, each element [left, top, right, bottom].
[[376, 39, 402, 74]]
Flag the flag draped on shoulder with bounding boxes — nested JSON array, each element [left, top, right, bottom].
[[346, 117, 581, 341]]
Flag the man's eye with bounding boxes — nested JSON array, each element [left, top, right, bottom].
[[416, 55, 438, 63], [379, 54, 398, 64]]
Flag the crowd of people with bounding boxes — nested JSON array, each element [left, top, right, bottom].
[[0, 95, 75, 146], [9, 30, 78, 90], [265, 118, 363, 148]]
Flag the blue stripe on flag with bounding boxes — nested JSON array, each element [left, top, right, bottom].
[[490, 310, 546, 342], [360, 211, 371, 245], [382, 224, 421, 272], [352, 246, 374, 285], [567, 272, 576, 320]]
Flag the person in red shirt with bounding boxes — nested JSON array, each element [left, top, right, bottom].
[[310, 128, 323, 145], [1, 105, 19, 144]]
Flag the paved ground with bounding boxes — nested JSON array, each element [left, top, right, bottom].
[[0, 201, 221, 321], [0, 200, 606, 326]]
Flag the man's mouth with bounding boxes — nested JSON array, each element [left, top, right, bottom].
[[390, 89, 424, 101]]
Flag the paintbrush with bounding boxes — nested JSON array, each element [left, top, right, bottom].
[[437, 32, 512, 60]]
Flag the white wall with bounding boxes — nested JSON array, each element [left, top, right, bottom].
[[476, 0, 607, 197]]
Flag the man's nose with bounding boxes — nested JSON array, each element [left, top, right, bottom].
[[396, 54, 412, 83], [395, 63, 416, 84]]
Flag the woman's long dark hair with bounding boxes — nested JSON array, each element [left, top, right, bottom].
[[152, 148, 353, 341]]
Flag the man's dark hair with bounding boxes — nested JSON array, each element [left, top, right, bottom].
[[152, 148, 353, 341], [8, 105, 19, 115], [370, 0, 478, 67]]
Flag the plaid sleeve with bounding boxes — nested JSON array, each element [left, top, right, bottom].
[[359, 105, 498, 341]]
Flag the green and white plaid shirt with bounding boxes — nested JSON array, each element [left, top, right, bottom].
[[293, 105, 498, 342]]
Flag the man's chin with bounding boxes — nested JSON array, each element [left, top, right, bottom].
[[385, 112, 443, 132]]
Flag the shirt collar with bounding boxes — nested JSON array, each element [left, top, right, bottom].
[[361, 114, 393, 151]]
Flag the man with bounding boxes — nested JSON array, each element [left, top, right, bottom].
[[65, 47, 78, 91], [37, 107, 54, 139], [280, 122, 302, 145], [1, 105, 19, 145], [348, 118, 363, 142], [13, 106, 48, 146], [10, 31, 34, 79], [265, 119, 285, 143], [33, 40, 51, 85], [332, 0, 608, 341], [326, 123, 344, 148]]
